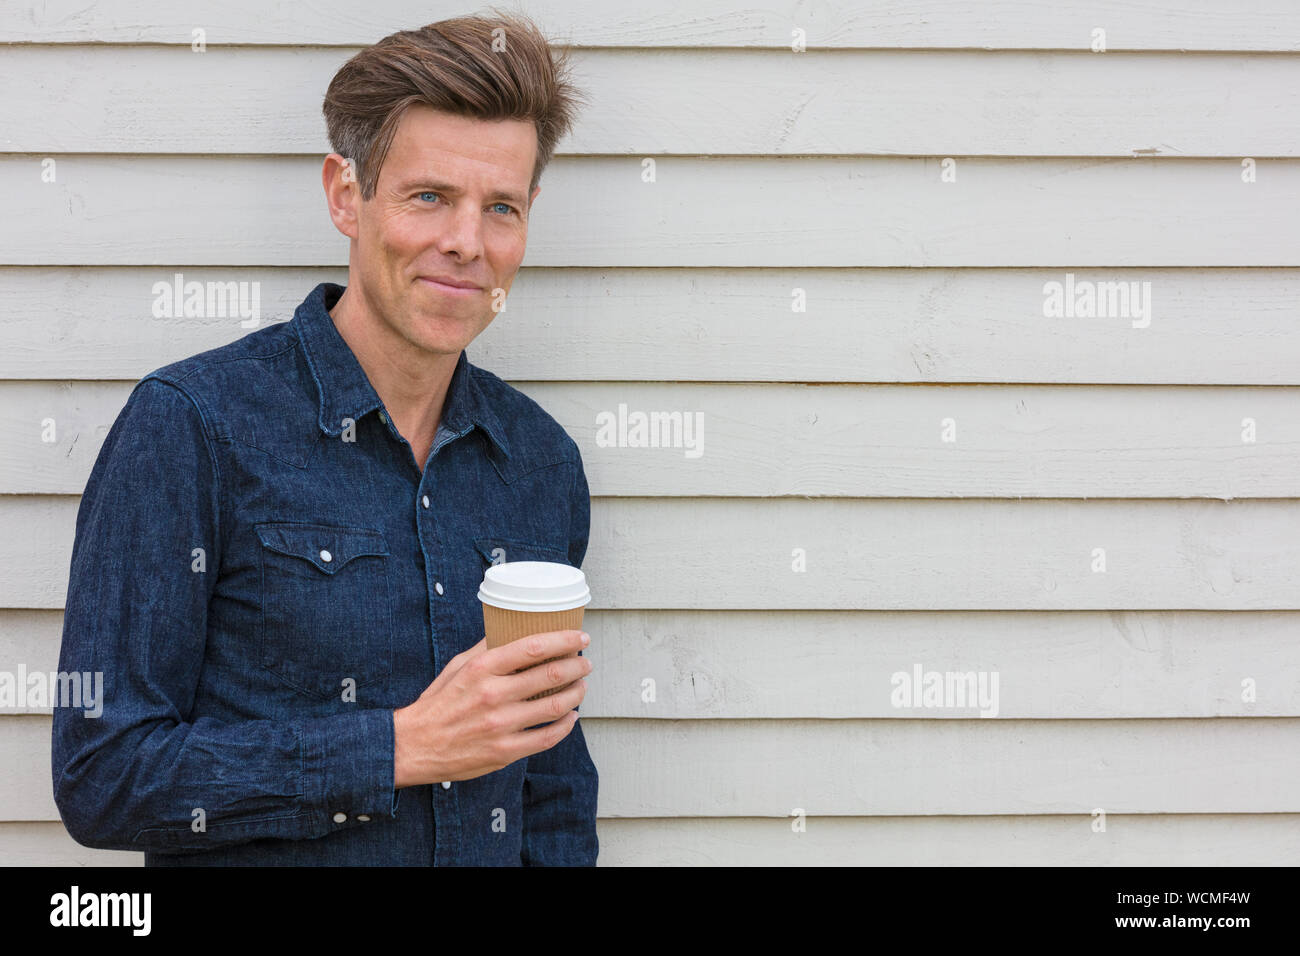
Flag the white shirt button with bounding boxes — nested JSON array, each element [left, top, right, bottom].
[[434, 581, 444, 595], [441, 781, 451, 790], [378, 411, 388, 423], [332, 812, 347, 823], [357, 815, 371, 822], [422, 495, 430, 509], [320, 549, 332, 563]]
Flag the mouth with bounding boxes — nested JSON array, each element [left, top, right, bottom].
[[417, 276, 482, 296]]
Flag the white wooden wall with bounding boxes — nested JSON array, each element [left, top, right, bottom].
[[2, 0, 1299, 865]]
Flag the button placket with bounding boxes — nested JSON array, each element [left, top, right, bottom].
[[418, 490, 441, 595]]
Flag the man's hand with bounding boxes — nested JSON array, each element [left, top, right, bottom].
[[392, 629, 591, 789]]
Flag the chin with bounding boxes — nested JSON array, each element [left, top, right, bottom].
[[406, 323, 471, 357], [406, 330, 462, 356]]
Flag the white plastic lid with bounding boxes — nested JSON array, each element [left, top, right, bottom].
[[477, 560, 591, 612]]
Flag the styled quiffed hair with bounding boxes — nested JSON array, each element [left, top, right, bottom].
[[322, 9, 586, 202]]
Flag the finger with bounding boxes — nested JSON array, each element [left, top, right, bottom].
[[505, 652, 591, 702], [495, 676, 587, 737], [498, 706, 581, 762], [482, 629, 587, 676]]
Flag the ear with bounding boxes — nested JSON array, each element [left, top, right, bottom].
[[322, 153, 361, 240]]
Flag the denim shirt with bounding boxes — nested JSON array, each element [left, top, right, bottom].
[[51, 281, 598, 865]]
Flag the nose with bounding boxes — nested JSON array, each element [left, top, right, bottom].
[[435, 200, 485, 261]]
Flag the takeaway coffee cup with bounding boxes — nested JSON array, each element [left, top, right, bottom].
[[478, 561, 591, 700]]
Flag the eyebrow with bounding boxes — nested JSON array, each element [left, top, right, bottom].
[[395, 179, 528, 207]]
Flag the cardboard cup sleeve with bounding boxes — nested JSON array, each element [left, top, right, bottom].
[[481, 604, 586, 699]]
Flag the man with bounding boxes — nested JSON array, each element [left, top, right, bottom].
[[51, 13, 598, 865]]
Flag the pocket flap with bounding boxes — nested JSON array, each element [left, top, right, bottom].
[[256, 523, 389, 574]]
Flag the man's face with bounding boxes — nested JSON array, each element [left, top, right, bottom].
[[334, 104, 540, 357]]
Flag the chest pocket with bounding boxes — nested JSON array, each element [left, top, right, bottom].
[[256, 522, 393, 701]]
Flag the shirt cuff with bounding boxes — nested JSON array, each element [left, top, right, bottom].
[[299, 708, 399, 825]]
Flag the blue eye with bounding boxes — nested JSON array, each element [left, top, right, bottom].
[[416, 192, 512, 215]]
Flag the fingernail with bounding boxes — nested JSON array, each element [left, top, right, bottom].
[[580, 631, 590, 646]]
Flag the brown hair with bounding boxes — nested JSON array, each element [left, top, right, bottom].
[[322, 9, 586, 202]]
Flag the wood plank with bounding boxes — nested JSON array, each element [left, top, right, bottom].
[[3, 496, 1298, 610], [8, 607, 1295, 719], [1, 0, 1295, 50], [581, 498, 1300, 610], [12, 713, 1300, 819], [6, 47, 1299, 157], [584, 718, 1300, 816], [593, 814, 1300, 865], [4, 267, 1298, 385], [5, 379, 1300, 498], [0, 823, 142, 865], [5, 156, 1299, 267], [576, 609, 1300, 719]]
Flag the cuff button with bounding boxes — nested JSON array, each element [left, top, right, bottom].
[[332, 812, 347, 823]]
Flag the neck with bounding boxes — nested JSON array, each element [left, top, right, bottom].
[[328, 284, 459, 458]]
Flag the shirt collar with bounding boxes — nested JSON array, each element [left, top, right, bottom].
[[291, 281, 511, 460]]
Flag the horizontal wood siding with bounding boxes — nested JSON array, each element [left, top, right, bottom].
[[2, 0, 1295, 865]]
